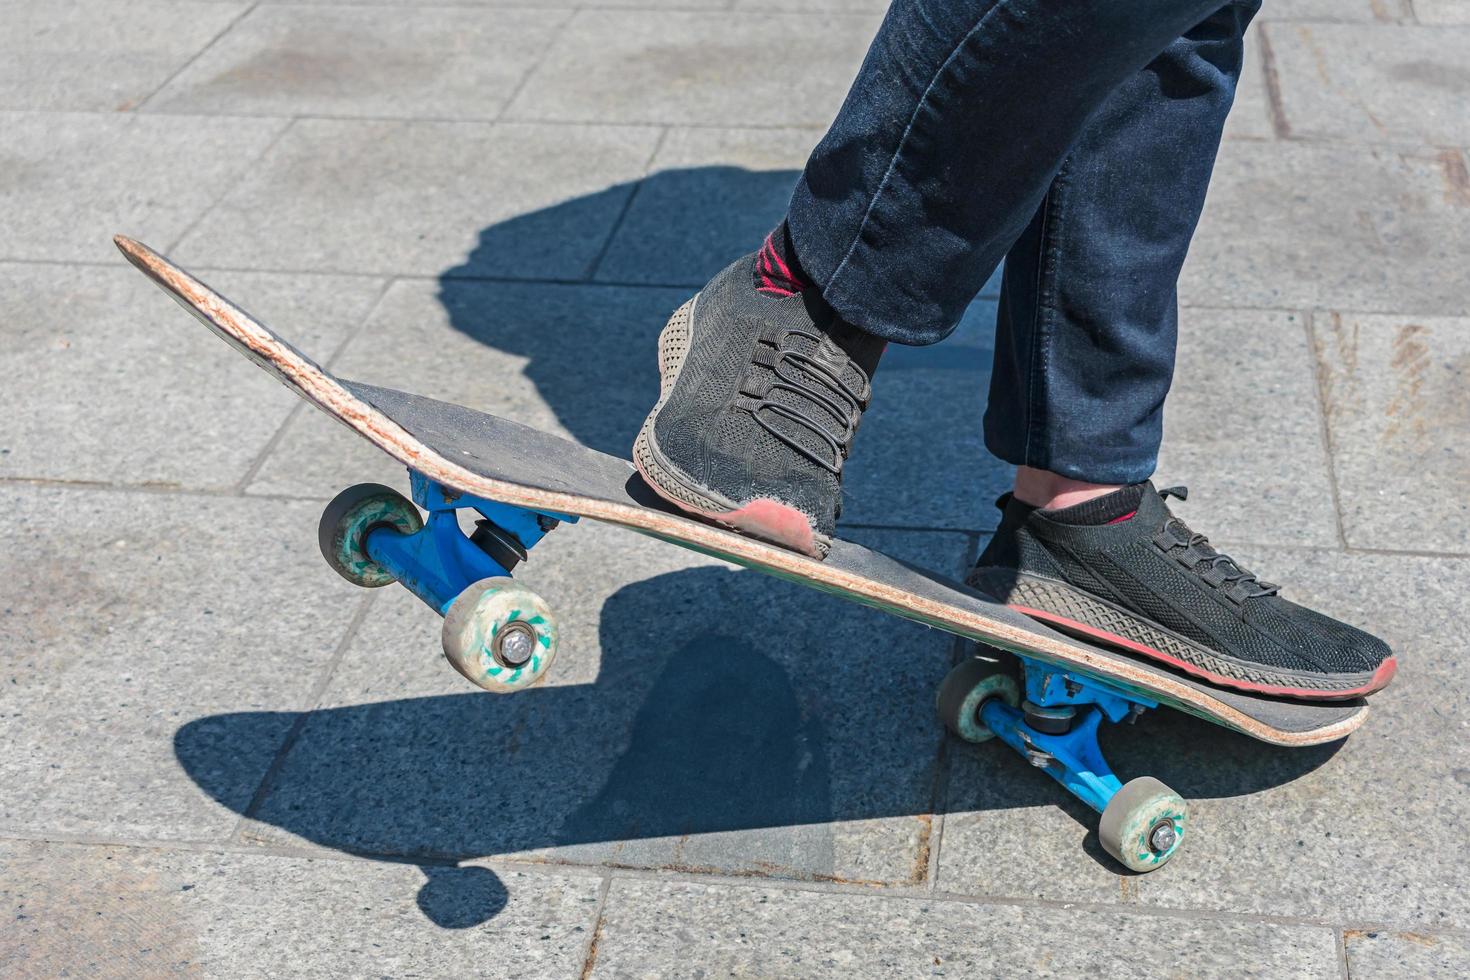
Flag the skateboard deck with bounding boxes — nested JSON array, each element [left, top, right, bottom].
[[115, 234, 1365, 750]]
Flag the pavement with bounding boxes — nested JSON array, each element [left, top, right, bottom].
[[2, 1, 1469, 976]]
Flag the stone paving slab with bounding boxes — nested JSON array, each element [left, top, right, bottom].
[[0, 263, 381, 489], [0, 2, 247, 113], [228, 522, 966, 886], [172, 119, 661, 277], [1262, 0, 1411, 20], [1311, 312, 1470, 552], [0, 486, 361, 842], [505, 11, 882, 127], [145, 5, 571, 121], [264, 0, 729, 7], [0, 839, 602, 977], [1182, 139, 1470, 316], [1415, 1, 1470, 24], [1267, 22, 1470, 144], [0, 111, 286, 264], [1345, 929, 1470, 978], [1223, 34, 1276, 141], [939, 548, 1469, 928], [751, 0, 1410, 22], [587, 878, 1341, 978], [1156, 307, 1339, 548], [733, 0, 888, 10]]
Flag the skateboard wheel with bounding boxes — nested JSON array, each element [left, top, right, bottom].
[[442, 577, 558, 694], [318, 483, 424, 588], [1099, 776, 1188, 873], [936, 656, 1021, 743]]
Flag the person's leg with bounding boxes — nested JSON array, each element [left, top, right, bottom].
[[786, 0, 1234, 345], [635, 0, 1230, 560], [966, 3, 1396, 698], [984, 1, 1257, 499]]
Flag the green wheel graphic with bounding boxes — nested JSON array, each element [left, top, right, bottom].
[[936, 656, 1021, 744], [442, 577, 559, 694], [318, 483, 423, 588], [1099, 776, 1188, 873]]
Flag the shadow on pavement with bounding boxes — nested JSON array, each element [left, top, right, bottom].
[[175, 566, 1344, 928], [175, 168, 1343, 926]]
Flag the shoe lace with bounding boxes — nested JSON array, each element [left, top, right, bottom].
[[1151, 486, 1280, 603], [742, 327, 871, 476]]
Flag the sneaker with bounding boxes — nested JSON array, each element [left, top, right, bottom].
[[966, 483, 1396, 700], [633, 252, 883, 558]]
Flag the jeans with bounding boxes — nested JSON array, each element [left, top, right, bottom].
[[786, 0, 1260, 485]]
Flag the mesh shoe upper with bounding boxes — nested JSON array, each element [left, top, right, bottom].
[[648, 254, 882, 544], [969, 483, 1394, 689]]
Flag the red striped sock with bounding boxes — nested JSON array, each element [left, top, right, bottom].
[[754, 222, 809, 297]]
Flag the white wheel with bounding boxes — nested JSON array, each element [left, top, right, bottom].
[[1099, 776, 1188, 872], [442, 577, 558, 693], [936, 656, 1021, 743], [318, 483, 422, 588]]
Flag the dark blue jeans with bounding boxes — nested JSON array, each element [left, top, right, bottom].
[[787, 0, 1260, 485]]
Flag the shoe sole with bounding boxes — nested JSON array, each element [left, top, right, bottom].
[[632, 295, 829, 559], [970, 569, 1396, 700]]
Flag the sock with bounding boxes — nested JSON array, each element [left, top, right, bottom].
[[1042, 483, 1147, 526], [754, 221, 810, 297]]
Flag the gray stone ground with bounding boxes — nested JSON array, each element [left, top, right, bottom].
[[2, 1, 1468, 976]]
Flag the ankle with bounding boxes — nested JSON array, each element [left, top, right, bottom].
[[1013, 467, 1122, 511]]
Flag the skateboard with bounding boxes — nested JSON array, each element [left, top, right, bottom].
[[116, 235, 1367, 873]]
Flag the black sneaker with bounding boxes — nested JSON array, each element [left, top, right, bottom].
[[633, 253, 883, 558], [966, 483, 1396, 700]]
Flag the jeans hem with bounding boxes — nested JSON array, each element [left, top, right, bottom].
[[983, 443, 1161, 487]]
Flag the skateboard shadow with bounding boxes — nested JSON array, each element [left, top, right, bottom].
[[433, 164, 1011, 529], [174, 562, 1345, 928]]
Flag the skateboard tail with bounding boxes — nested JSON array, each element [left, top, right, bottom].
[[113, 237, 663, 531], [112, 235, 440, 485], [114, 235, 333, 395]]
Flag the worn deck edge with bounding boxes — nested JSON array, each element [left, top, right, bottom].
[[114, 235, 1367, 749]]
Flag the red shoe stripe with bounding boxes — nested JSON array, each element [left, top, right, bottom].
[[1009, 604, 1396, 700]]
